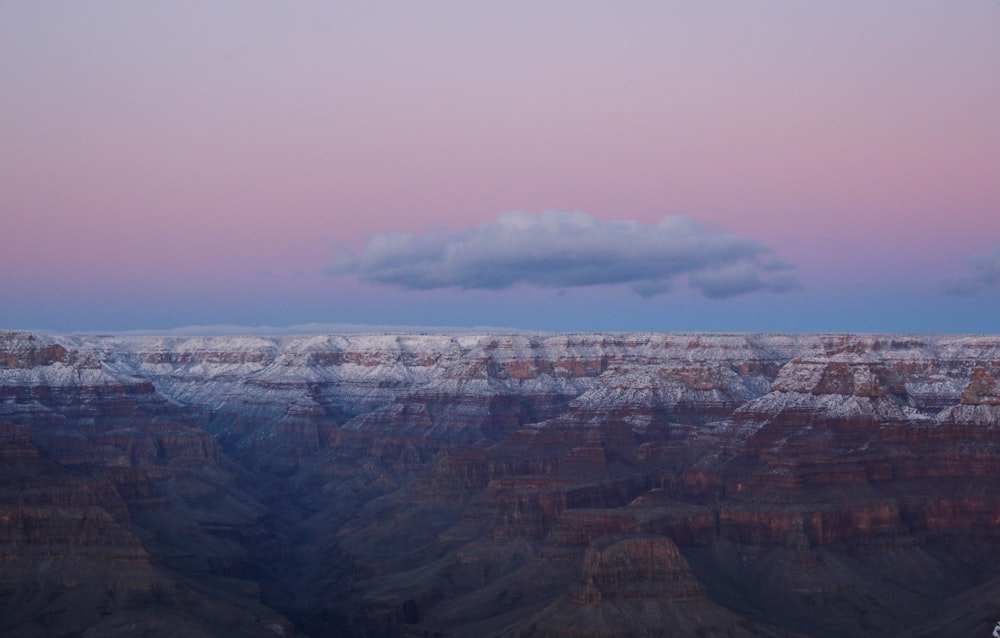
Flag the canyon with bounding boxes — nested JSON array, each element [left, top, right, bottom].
[[2, 331, 1000, 637]]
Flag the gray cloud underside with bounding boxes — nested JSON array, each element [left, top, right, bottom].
[[938, 245, 1000, 296], [328, 211, 797, 299]]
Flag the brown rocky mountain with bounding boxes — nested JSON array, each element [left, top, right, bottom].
[[2, 331, 1000, 637]]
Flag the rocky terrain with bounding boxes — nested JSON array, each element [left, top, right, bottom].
[[3, 330, 1000, 637]]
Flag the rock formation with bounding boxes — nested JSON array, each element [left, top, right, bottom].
[[2, 331, 1000, 636]]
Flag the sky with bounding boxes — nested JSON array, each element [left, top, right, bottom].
[[2, 2, 999, 334]]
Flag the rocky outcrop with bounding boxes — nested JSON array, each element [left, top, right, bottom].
[[571, 534, 705, 602], [516, 534, 770, 638]]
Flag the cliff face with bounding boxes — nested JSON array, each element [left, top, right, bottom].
[[3, 331, 1000, 637], [0, 333, 293, 637]]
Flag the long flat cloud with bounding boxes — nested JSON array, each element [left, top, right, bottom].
[[938, 244, 1000, 296], [328, 211, 797, 299]]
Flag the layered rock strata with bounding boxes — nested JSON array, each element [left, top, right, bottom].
[[2, 331, 1000, 636]]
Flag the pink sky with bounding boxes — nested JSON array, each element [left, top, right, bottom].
[[2, 2, 999, 332]]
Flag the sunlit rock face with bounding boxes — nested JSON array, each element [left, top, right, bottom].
[[3, 331, 1000, 637]]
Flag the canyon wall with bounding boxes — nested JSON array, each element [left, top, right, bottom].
[[3, 331, 1000, 636]]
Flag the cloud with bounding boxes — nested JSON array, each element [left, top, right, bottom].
[[937, 245, 1000, 296], [67, 323, 526, 336], [328, 211, 797, 299]]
